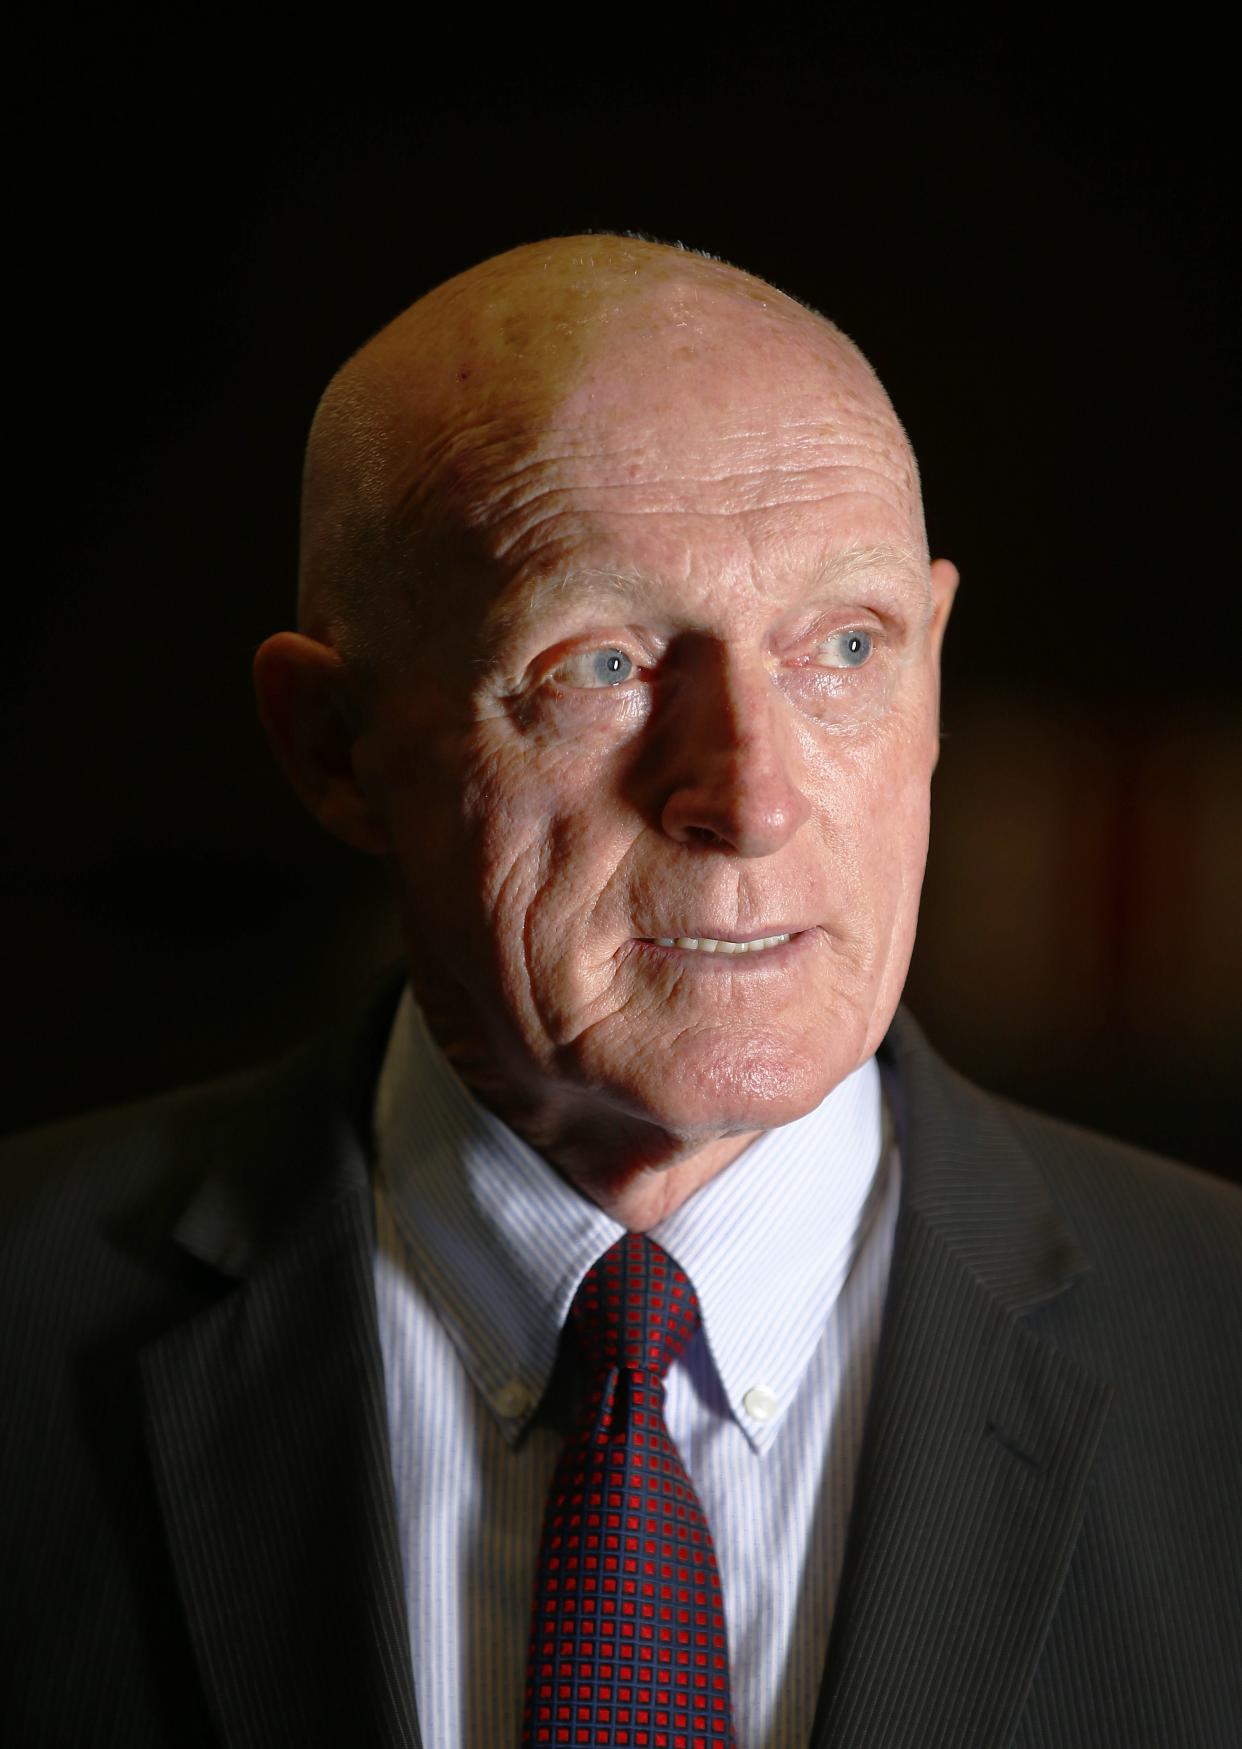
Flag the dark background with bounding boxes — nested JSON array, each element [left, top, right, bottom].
[[8, 15, 1238, 1177]]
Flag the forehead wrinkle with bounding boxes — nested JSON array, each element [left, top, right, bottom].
[[335, 326, 919, 609], [460, 408, 912, 522], [407, 353, 916, 541], [460, 457, 921, 578]]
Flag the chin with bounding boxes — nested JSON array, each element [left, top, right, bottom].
[[617, 1028, 848, 1140]]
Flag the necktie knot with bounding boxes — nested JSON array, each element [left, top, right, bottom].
[[571, 1232, 700, 1380]]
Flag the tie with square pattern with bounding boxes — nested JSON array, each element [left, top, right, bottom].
[[523, 1231, 736, 1747]]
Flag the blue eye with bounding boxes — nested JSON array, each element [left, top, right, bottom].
[[816, 629, 873, 668], [548, 647, 637, 688], [592, 649, 634, 686]]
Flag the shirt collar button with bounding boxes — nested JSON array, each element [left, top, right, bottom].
[[495, 1380, 533, 1420]]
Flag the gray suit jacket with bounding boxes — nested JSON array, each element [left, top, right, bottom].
[[2, 975, 1239, 1748]]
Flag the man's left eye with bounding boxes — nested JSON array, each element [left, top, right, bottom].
[[549, 648, 637, 688], [812, 629, 873, 669]]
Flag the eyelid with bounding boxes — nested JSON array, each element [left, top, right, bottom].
[[525, 630, 654, 690], [772, 602, 886, 653], [782, 618, 884, 665]]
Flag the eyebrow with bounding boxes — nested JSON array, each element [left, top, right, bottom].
[[806, 541, 932, 611], [484, 567, 649, 648], [484, 540, 930, 648]]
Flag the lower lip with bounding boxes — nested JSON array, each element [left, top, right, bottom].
[[634, 929, 815, 968]]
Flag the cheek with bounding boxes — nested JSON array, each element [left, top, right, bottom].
[[370, 719, 541, 951], [469, 734, 640, 961], [843, 721, 936, 1008], [804, 712, 935, 908], [852, 729, 931, 857]]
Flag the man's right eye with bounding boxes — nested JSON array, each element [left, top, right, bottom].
[[548, 648, 637, 688]]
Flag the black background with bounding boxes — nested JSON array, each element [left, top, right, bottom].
[[8, 14, 1238, 1175]]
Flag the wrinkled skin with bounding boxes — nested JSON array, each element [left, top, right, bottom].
[[256, 238, 958, 1228]]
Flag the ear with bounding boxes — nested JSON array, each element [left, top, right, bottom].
[[927, 558, 960, 772], [252, 632, 391, 854], [929, 557, 959, 653]]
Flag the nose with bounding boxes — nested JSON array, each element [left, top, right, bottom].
[[658, 645, 811, 856]]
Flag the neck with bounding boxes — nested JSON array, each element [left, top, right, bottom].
[[512, 1112, 762, 1233]]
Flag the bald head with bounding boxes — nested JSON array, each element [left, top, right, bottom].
[[298, 234, 921, 681]]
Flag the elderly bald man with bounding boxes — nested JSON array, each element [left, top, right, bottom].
[[3, 238, 1239, 1749]]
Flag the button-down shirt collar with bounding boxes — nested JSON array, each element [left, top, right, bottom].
[[374, 986, 890, 1456]]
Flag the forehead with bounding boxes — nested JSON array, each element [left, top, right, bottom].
[[472, 396, 923, 644], [404, 269, 914, 510], [383, 270, 926, 650], [462, 369, 910, 556], [476, 395, 917, 559]]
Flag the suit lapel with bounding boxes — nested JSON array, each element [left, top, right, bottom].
[[812, 1011, 1113, 1749], [139, 980, 421, 1749]]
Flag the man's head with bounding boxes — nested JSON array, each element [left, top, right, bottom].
[[255, 235, 957, 1222]]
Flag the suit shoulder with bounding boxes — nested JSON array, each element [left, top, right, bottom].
[[0, 974, 398, 1240], [0, 982, 390, 1325], [987, 1089, 1242, 1292], [887, 1006, 1240, 1319], [993, 1090, 1239, 1215], [0, 1038, 363, 1334], [1, 1058, 283, 1221], [0, 1063, 285, 1333]]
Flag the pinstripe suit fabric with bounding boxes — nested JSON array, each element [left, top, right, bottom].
[[2, 972, 1239, 1747]]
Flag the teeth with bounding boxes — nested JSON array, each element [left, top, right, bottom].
[[652, 933, 792, 954]]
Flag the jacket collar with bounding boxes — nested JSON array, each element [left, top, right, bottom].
[[881, 1004, 1091, 1314], [812, 1006, 1112, 1749]]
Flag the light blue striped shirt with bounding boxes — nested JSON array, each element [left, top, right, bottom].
[[372, 986, 900, 1748]]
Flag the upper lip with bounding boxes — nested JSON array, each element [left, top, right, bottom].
[[641, 924, 810, 942]]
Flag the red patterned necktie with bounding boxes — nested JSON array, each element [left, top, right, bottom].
[[523, 1231, 736, 1748]]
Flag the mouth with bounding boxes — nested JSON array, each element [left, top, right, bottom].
[[650, 932, 793, 955], [638, 925, 814, 958]]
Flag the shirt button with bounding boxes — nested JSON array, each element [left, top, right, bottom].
[[743, 1386, 778, 1422], [495, 1380, 532, 1420]]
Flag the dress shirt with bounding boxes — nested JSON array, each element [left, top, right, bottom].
[[371, 987, 901, 1749]]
